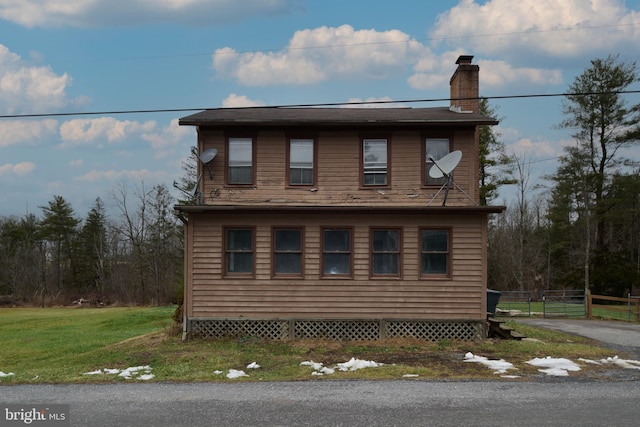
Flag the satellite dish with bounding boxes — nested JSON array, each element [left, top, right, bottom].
[[198, 148, 217, 180], [429, 150, 462, 179]]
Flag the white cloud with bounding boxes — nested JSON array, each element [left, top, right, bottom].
[[59, 117, 157, 147], [0, 44, 85, 114], [221, 94, 266, 108], [213, 25, 428, 86], [0, 0, 300, 28], [431, 0, 640, 59], [69, 159, 83, 167], [74, 168, 167, 182], [0, 119, 58, 147], [0, 162, 35, 176]]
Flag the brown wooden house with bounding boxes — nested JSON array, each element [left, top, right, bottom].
[[175, 55, 504, 341]]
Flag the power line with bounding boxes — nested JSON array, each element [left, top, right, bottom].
[[1, 90, 639, 120]]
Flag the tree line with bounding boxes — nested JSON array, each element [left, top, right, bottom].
[[0, 182, 183, 306], [1, 54, 638, 306], [485, 54, 640, 297]]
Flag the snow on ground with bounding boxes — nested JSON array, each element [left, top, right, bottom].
[[4, 353, 640, 382], [83, 365, 154, 380]]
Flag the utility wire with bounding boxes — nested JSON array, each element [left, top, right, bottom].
[[1, 90, 639, 120]]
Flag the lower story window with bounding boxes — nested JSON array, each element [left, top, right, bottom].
[[421, 228, 450, 276], [371, 229, 400, 276], [274, 228, 302, 275], [322, 228, 352, 276], [225, 228, 254, 274]]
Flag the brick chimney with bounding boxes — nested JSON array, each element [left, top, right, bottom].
[[450, 55, 479, 113]]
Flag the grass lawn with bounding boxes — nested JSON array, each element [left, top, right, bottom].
[[0, 306, 633, 384]]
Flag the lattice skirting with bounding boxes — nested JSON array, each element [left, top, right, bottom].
[[188, 318, 485, 341]]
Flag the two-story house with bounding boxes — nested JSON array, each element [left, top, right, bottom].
[[175, 55, 504, 341]]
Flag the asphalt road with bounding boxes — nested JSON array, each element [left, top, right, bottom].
[[2, 380, 640, 427], [515, 317, 640, 357]]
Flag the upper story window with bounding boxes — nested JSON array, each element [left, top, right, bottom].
[[322, 228, 352, 277], [420, 228, 450, 277], [362, 138, 389, 186], [224, 227, 255, 276], [371, 228, 401, 277], [425, 138, 450, 186], [227, 137, 254, 185], [273, 228, 303, 276], [288, 138, 315, 186]]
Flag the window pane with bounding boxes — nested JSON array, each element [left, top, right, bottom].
[[290, 168, 313, 185], [324, 230, 350, 252], [425, 138, 449, 185], [422, 254, 447, 274], [363, 139, 387, 185], [422, 230, 448, 251], [275, 229, 301, 251], [275, 253, 301, 274], [227, 229, 253, 250], [373, 230, 398, 252], [373, 254, 398, 274], [229, 138, 252, 184], [227, 253, 253, 273], [323, 254, 350, 274]]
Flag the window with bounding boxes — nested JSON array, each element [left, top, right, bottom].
[[425, 138, 450, 185], [288, 139, 314, 185], [363, 138, 388, 186], [421, 229, 450, 276], [228, 137, 253, 184], [273, 228, 303, 276], [322, 228, 352, 276], [371, 229, 401, 276], [224, 228, 254, 275]]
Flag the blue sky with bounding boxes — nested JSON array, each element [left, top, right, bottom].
[[1, 0, 640, 217]]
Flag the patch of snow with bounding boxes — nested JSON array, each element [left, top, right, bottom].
[[0, 371, 15, 377], [526, 357, 581, 376], [83, 366, 154, 380], [213, 370, 224, 375], [599, 356, 640, 370], [337, 357, 383, 371], [402, 374, 419, 378], [226, 369, 248, 379], [463, 352, 518, 375], [246, 362, 260, 369]]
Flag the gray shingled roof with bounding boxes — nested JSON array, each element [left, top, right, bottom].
[[179, 107, 498, 127]]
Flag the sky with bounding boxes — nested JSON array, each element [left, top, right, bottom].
[[1, 0, 640, 218]]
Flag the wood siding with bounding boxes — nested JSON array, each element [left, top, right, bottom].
[[186, 212, 488, 321], [196, 127, 479, 207]]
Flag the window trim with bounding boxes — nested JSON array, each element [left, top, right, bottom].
[[271, 227, 304, 278], [419, 227, 452, 279], [225, 135, 256, 186], [369, 227, 402, 278], [360, 135, 391, 188], [321, 227, 354, 279], [422, 134, 452, 187], [223, 226, 256, 278], [286, 135, 317, 187]]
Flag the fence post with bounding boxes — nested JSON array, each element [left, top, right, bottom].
[[587, 293, 592, 318]]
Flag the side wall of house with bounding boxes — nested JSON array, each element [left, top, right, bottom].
[[186, 212, 488, 322]]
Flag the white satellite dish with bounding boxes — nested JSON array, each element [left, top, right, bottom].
[[199, 148, 218, 180], [429, 150, 462, 179]]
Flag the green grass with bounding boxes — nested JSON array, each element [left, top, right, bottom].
[[0, 307, 630, 384]]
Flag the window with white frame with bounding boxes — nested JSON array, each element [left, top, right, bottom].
[[425, 138, 450, 185], [228, 137, 253, 185], [363, 139, 388, 186], [289, 139, 314, 185]]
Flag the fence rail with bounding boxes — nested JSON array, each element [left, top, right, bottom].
[[588, 294, 640, 322], [496, 290, 586, 318]]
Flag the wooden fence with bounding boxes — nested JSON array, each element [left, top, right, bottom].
[[588, 294, 640, 322]]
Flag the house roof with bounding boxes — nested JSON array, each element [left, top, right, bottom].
[[179, 106, 498, 127], [174, 204, 506, 214]]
